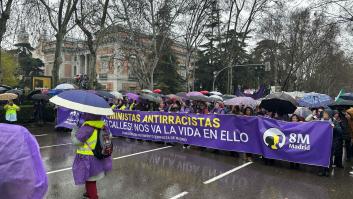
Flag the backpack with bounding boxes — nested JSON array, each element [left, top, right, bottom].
[[88, 126, 113, 160]]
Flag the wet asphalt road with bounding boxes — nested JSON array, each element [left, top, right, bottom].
[[26, 124, 353, 199]]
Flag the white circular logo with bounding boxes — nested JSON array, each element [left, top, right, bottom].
[[263, 128, 286, 150]]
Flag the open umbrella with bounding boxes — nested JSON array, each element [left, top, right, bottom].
[[200, 90, 209, 95], [141, 89, 153, 93], [260, 92, 298, 114], [110, 91, 123, 100], [0, 87, 9, 93], [224, 97, 257, 109], [153, 89, 162, 94], [32, 94, 50, 101], [328, 99, 353, 110], [189, 95, 211, 102], [285, 91, 306, 99], [49, 90, 113, 115], [222, 94, 237, 100], [47, 89, 64, 96], [340, 93, 353, 101], [176, 92, 188, 99], [209, 95, 223, 102], [55, 83, 76, 90], [126, 92, 140, 101], [187, 91, 203, 97], [294, 107, 312, 119], [140, 93, 162, 103], [95, 90, 115, 99], [0, 93, 18, 101], [6, 89, 23, 96], [298, 92, 332, 108], [210, 91, 222, 96]]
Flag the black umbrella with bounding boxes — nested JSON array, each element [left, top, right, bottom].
[[6, 89, 23, 96], [328, 99, 353, 110], [95, 90, 116, 99], [28, 90, 42, 99], [32, 94, 50, 101], [189, 95, 212, 102], [140, 93, 162, 103], [260, 92, 298, 114], [0, 85, 12, 90], [340, 93, 353, 101], [0, 87, 9, 93]]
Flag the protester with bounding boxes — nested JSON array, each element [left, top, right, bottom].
[[71, 113, 112, 199], [318, 110, 335, 176], [332, 110, 344, 169], [243, 107, 254, 162], [34, 100, 46, 125], [211, 102, 225, 114], [4, 99, 20, 124], [289, 114, 302, 169]]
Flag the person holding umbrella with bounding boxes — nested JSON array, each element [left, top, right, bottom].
[[50, 90, 113, 199], [4, 99, 20, 124]]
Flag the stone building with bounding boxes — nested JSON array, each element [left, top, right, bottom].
[[33, 27, 197, 91]]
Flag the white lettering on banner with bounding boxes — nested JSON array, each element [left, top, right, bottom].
[[178, 126, 202, 137], [151, 125, 161, 134], [288, 133, 311, 151], [220, 130, 249, 143], [164, 126, 177, 135], [203, 129, 218, 139], [134, 124, 149, 132]]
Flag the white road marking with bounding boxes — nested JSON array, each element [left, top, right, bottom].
[[46, 167, 72, 174], [203, 162, 253, 184], [34, 134, 48, 137], [40, 143, 72, 149], [169, 192, 189, 199], [46, 146, 173, 175]]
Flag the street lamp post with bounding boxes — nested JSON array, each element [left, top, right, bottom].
[[212, 64, 265, 92]]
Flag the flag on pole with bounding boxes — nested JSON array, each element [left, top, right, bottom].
[[335, 89, 345, 102]]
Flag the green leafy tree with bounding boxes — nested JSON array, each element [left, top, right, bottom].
[[154, 2, 184, 94], [15, 43, 44, 76], [0, 51, 18, 86]]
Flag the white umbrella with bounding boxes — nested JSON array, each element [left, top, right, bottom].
[[141, 89, 153, 93], [209, 95, 223, 102], [110, 91, 123, 100], [210, 91, 223, 96], [285, 91, 306, 99], [55, 83, 76, 90]]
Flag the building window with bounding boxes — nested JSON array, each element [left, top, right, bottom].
[[100, 56, 109, 73]]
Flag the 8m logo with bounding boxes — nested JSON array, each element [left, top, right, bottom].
[[288, 133, 310, 151]]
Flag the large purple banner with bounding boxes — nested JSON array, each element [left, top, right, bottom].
[[57, 108, 333, 167]]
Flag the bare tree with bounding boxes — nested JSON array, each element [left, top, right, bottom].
[[75, 0, 110, 89], [221, 0, 271, 93], [0, 0, 14, 44], [38, 0, 79, 86], [113, 0, 187, 90], [180, 0, 211, 91]]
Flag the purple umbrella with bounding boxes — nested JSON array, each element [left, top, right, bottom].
[[187, 91, 203, 97], [0, 124, 48, 199], [224, 97, 257, 109], [49, 90, 113, 115], [126, 92, 140, 101]]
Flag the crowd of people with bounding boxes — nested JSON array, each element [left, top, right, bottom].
[[108, 93, 353, 177]]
